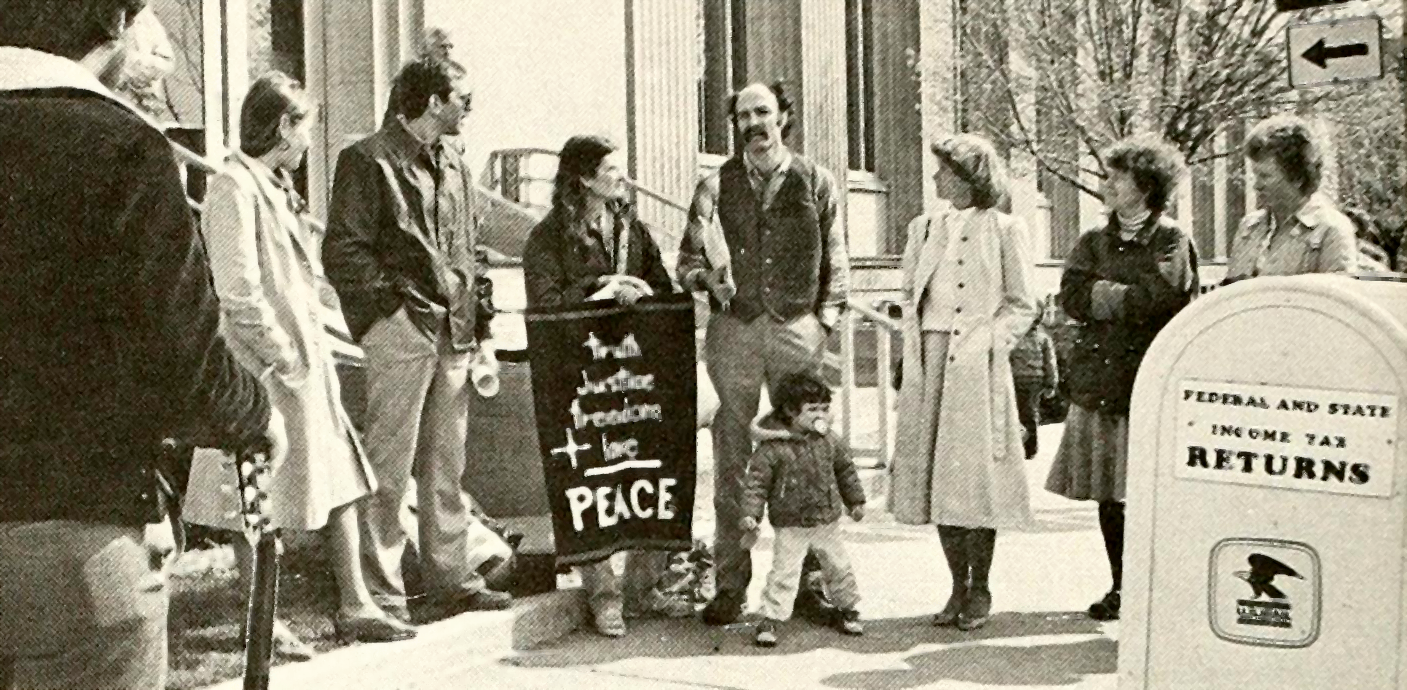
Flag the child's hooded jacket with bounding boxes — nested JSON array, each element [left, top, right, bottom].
[[740, 412, 866, 528]]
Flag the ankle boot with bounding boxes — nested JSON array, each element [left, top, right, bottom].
[[959, 528, 996, 631], [933, 526, 968, 627]]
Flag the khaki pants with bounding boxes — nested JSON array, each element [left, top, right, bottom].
[[759, 523, 859, 621], [705, 312, 827, 599], [358, 307, 482, 606], [578, 550, 670, 615], [0, 521, 167, 690]]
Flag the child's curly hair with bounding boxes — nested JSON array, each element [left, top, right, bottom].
[[771, 372, 831, 425]]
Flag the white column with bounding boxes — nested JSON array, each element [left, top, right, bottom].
[[1212, 131, 1228, 261], [308, 0, 418, 212], [918, 0, 958, 215], [626, 0, 701, 263], [200, 0, 226, 155], [223, 0, 249, 151], [304, 0, 328, 218]]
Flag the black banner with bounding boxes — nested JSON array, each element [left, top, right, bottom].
[[526, 294, 697, 567]]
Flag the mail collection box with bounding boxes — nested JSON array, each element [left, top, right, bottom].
[[1120, 275, 1407, 690]]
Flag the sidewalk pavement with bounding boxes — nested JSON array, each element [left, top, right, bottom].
[[207, 422, 1120, 690]]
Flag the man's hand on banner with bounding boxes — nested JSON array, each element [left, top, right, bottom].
[[739, 516, 758, 532], [849, 504, 866, 522]]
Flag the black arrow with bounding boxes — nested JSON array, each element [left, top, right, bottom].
[[1301, 38, 1369, 69]]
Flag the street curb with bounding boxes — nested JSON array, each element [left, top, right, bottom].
[[200, 588, 586, 690]]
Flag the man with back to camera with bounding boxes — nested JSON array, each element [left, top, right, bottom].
[[325, 57, 513, 624], [678, 81, 850, 626], [0, 1, 282, 687]]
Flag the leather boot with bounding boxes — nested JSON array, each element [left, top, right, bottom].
[[932, 526, 968, 627], [959, 528, 996, 631]]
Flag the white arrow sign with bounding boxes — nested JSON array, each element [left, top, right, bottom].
[[1287, 16, 1384, 88]]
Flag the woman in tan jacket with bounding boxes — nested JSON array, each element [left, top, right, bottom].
[[890, 134, 1038, 632], [183, 73, 414, 652]]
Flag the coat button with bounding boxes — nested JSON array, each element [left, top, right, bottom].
[[957, 259, 965, 266], [957, 283, 965, 289], [955, 307, 963, 313], [961, 236, 969, 242], [953, 329, 960, 336], [949, 355, 956, 362]]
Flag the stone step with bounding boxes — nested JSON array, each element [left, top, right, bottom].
[[201, 588, 585, 690]]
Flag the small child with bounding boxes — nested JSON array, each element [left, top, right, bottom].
[[739, 372, 867, 648], [1008, 314, 1060, 459]]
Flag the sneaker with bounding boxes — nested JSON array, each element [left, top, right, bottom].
[[625, 589, 695, 619], [1088, 590, 1121, 621], [754, 619, 779, 648], [835, 609, 864, 636], [593, 603, 627, 638]]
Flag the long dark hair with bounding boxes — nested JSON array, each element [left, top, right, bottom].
[[239, 71, 314, 158], [551, 134, 619, 232]]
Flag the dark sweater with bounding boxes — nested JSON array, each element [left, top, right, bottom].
[[522, 205, 674, 309], [1060, 215, 1199, 414], [0, 88, 271, 526]]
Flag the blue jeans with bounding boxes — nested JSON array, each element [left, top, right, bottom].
[[0, 521, 167, 690]]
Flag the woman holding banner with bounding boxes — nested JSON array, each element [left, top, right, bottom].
[[523, 134, 692, 637], [182, 73, 415, 652]]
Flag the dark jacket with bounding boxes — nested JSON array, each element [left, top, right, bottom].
[[324, 121, 483, 350], [678, 153, 849, 322], [741, 413, 866, 529], [1060, 215, 1199, 414], [1009, 326, 1059, 389], [0, 87, 271, 526], [522, 203, 674, 309]]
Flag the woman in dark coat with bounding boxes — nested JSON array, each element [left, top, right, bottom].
[[1044, 136, 1199, 621], [522, 135, 688, 637]]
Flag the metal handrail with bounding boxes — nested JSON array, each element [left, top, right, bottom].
[[482, 146, 691, 215], [848, 300, 901, 333]]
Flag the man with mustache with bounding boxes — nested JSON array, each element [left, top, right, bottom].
[[679, 81, 850, 626]]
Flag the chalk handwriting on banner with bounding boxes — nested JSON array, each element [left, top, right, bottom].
[[1175, 379, 1398, 498], [527, 295, 697, 567]]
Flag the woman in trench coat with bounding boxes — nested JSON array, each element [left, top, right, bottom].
[[183, 73, 415, 652], [890, 133, 1038, 632]]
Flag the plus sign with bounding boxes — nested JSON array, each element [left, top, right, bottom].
[[549, 428, 593, 470]]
